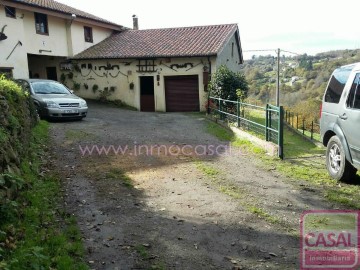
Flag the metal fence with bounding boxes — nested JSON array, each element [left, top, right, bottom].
[[284, 110, 320, 141], [207, 97, 284, 159]]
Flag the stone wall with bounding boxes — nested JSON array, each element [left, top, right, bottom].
[[0, 78, 38, 174]]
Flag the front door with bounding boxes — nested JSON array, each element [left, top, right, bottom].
[[46, 67, 58, 81], [140, 76, 155, 112]]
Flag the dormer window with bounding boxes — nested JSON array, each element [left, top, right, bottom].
[[84, 26, 93, 43], [34, 13, 48, 35], [5, 6, 16, 18]]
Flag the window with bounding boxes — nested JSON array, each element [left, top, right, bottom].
[[34, 13, 48, 35], [5, 6, 16, 18], [0, 68, 13, 78], [84, 26, 93, 43], [355, 84, 360, 109], [324, 65, 353, 104], [231, 42, 234, 58], [347, 73, 360, 109]]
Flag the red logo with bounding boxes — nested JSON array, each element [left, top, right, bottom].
[[301, 210, 360, 269]]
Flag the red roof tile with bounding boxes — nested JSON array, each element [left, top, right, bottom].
[[73, 24, 242, 60], [6, 0, 122, 28]]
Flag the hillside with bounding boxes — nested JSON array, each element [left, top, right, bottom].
[[240, 49, 360, 119]]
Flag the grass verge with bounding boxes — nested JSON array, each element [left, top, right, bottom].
[[0, 121, 88, 270], [206, 120, 360, 210]]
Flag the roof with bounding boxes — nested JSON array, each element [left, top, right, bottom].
[[5, 0, 122, 28], [73, 24, 243, 61]]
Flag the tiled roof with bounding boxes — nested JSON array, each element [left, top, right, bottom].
[[7, 0, 122, 28], [73, 24, 242, 60]]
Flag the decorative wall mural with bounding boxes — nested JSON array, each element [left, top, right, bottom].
[[169, 63, 193, 70], [75, 61, 128, 79], [161, 61, 203, 72]]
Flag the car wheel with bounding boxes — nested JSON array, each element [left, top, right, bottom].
[[326, 136, 357, 182], [34, 104, 42, 120]]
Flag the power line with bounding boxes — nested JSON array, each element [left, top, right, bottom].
[[281, 49, 303, 56], [243, 49, 277, 53], [243, 49, 304, 56]]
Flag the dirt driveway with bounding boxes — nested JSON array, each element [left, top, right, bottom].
[[49, 101, 338, 270]]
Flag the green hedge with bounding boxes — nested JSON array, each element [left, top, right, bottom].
[[0, 76, 38, 173]]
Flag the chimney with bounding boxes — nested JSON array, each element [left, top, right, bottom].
[[132, 15, 139, 30]]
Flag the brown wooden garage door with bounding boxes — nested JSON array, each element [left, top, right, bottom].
[[165, 75, 200, 112]]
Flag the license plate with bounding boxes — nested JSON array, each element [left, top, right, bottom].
[[63, 109, 78, 113]]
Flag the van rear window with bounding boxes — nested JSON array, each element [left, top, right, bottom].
[[324, 66, 354, 103]]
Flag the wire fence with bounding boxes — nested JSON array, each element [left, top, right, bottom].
[[284, 110, 320, 141]]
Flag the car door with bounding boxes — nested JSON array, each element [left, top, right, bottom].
[[339, 72, 360, 167]]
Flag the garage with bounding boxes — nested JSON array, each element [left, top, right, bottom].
[[165, 75, 200, 112]]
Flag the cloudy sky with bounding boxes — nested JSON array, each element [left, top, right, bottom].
[[57, 0, 360, 59]]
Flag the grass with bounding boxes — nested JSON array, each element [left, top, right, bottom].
[[65, 130, 93, 140], [247, 206, 282, 225], [283, 128, 324, 158], [296, 129, 321, 142], [134, 245, 166, 270], [106, 168, 134, 188], [0, 121, 88, 270], [135, 245, 149, 259], [205, 120, 360, 210], [206, 121, 265, 155]]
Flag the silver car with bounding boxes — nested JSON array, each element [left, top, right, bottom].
[[16, 79, 88, 120], [320, 63, 360, 181]]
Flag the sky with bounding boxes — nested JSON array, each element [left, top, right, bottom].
[[57, 0, 360, 59]]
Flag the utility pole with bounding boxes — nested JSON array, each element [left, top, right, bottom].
[[276, 48, 280, 107]]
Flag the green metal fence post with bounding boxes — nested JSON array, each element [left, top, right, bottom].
[[218, 98, 222, 120], [237, 99, 240, 128], [269, 108, 272, 130], [265, 104, 269, 141], [278, 106, 284, 160]]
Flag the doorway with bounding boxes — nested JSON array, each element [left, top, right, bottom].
[[140, 76, 155, 112], [46, 67, 58, 81]]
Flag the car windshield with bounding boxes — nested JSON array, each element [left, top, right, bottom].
[[31, 81, 70, 94]]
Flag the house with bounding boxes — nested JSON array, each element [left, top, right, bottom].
[[0, 0, 124, 79], [71, 22, 243, 112], [1, 0, 244, 112], [291, 76, 300, 85]]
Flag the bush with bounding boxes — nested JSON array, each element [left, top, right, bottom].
[[209, 65, 249, 101], [0, 75, 38, 173]]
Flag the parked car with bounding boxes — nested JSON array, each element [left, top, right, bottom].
[[16, 79, 88, 120], [320, 63, 360, 181]]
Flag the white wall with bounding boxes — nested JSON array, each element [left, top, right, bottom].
[[22, 10, 69, 57], [215, 33, 242, 72], [70, 57, 215, 111], [0, 4, 116, 78], [0, 5, 29, 78], [70, 22, 113, 56]]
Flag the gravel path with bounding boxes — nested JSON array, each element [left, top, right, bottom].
[[49, 101, 337, 270]]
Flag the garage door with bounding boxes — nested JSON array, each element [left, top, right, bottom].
[[165, 75, 200, 112]]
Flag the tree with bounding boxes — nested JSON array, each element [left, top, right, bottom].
[[209, 65, 249, 101]]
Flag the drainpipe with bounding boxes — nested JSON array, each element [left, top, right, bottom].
[[66, 14, 76, 56]]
